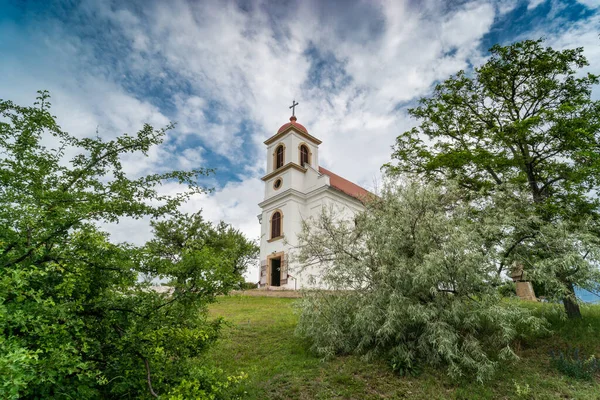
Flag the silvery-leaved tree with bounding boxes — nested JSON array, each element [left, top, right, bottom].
[[385, 39, 600, 318], [295, 181, 550, 381], [0, 91, 254, 399]]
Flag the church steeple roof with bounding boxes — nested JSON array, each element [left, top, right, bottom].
[[276, 116, 308, 135], [264, 115, 322, 145]]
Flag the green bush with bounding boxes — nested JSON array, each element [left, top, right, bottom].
[[549, 347, 600, 380], [241, 282, 258, 290], [0, 92, 256, 399], [295, 182, 547, 382], [498, 281, 517, 298]]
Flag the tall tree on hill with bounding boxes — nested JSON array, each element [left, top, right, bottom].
[[385, 39, 600, 318]]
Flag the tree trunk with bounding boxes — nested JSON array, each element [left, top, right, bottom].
[[562, 282, 582, 319]]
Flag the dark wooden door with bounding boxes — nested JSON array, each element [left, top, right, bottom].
[[271, 258, 281, 286]]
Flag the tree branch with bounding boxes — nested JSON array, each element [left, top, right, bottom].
[[497, 234, 536, 275], [142, 356, 159, 398], [485, 166, 503, 185]]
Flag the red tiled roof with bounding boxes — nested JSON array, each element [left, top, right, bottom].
[[277, 116, 308, 134], [319, 166, 372, 202]]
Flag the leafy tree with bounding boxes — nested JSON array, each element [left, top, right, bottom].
[[386, 39, 600, 318], [145, 212, 258, 289], [295, 181, 547, 381], [0, 91, 252, 399], [485, 184, 600, 305]]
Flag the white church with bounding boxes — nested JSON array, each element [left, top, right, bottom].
[[258, 107, 371, 289]]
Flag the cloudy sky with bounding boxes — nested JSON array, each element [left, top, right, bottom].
[[1, 0, 599, 279]]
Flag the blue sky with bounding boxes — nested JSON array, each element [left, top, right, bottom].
[[1, 0, 599, 273]]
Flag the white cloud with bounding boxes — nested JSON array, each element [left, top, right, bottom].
[[527, 0, 547, 10], [6, 0, 597, 281], [0, 0, 501, 259], [178, 147, 205, 170], [577, 0, 600, 8], [0, 17, 174, 181], [187, 177, 264, 280], [546, 13, 600, 69], [81, 0, 497, 178], [7, 0, 492, 185]]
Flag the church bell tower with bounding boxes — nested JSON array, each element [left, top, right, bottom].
[[257, 102, 322, 288]]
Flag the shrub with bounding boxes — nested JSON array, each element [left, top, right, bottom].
[[513, 380, 532, 399], [498, 281, 517, 298], [549, 347, 600, 380], [295, 181, 547, 381], [0, 92, 256, 398], [241, 281, 258, 290]]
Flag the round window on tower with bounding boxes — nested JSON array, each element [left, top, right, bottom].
[[273, 178, 282, 190]]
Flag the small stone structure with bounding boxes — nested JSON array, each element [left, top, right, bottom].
[[510, 263, 537, 301]]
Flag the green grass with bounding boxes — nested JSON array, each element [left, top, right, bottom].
[[205, 295, 600, 399]]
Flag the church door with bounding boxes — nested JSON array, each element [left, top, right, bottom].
[[270, 258, 281, 286]]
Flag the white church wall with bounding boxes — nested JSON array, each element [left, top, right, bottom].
[[259, 187, 366, 288], [259, 201, 289, 255], [289, 167, 309, 193], [265, 141, 281, 172], [266, 138, 292, 172], [303, 165, 327, 192], [264, 168, 293, 198], [306, 192, 364, 221], [263, 157, 325, 199]]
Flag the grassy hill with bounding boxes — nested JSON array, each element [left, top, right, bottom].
[[205, 295, 600, 399]]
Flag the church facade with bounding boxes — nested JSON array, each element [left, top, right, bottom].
[[258, 114, 370, 289]]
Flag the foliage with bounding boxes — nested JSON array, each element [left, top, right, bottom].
[[0, 92, 255, 399], [294, 181, 547, 382], [498, 281, 517, 298], [241, 281, 258, 290], [549, 347, 600, 380], [512, 380, 532, 399], [385, 39, 600, 318], [165, 368, 248, 400], [146, 212, 258, 289], [486, 186, 600, 305]]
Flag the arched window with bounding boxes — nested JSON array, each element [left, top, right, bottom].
[[271, 211, 282, 239], [300, 144, 310, 166], [275, 145, 284, 169]]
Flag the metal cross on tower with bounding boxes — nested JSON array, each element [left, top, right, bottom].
[[289, 100, 299, 117]]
